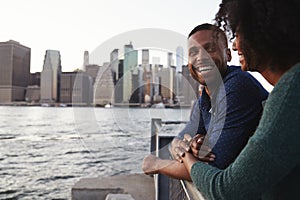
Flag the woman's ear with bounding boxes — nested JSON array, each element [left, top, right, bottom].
[[226, 48, 232, 62]]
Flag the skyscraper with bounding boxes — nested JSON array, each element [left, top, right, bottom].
[[94, 62, 115, 106], [83, 50, 89, 70], [157, 66, 175, 103], [114, 59, 124, 104], [85, 64, 100, 85], [40, 50, 62, 103], [123, 42, 137, 103], [182, 65, 199, 106], [0, 40, 30, 103], [60, 71, 93, 105], [175, 46, 184, 103], [142, 49, 149, 65], [167, 52, 174, 67], [176, 46, 184, 73], [110, 49, 119, 81], [139, 49, 150, 103]]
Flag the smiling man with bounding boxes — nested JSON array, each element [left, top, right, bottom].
[[187, 24, 229, 89], [143, 24, 269, 180], [169, 23, 269, 169]]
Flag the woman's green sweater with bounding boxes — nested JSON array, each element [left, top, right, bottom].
[[191, 63, 300, 200]]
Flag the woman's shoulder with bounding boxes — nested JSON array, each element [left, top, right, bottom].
[[271, 63, 300, 97]]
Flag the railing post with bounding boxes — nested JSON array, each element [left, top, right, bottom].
[[150, 118, 162, 154]]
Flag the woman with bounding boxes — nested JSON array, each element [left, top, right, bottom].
[[178, 0, 300, 199]]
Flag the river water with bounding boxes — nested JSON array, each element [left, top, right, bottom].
[[0, 106, 190, 199]]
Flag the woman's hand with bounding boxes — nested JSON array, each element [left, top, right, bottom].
[[180, 150, 200, 174]]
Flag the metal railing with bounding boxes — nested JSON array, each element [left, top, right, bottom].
[[150, 118, 205, 200]]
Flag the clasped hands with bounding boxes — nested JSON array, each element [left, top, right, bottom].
[[171, 134, 215, 163]]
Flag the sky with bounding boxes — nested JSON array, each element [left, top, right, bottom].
[[1, 0, 273, 91], [1, 0, 222, 72]]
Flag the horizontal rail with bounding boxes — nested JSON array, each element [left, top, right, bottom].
[[162, 121, 187, 125]]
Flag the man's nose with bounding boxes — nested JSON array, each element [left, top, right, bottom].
[[195, 49, 209, 61]]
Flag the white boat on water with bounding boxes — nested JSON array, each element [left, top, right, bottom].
[[104, 103, 112, 108]]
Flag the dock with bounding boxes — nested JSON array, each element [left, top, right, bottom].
[[72, 174, 155, 200]]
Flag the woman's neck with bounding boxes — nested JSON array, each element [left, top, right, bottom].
[[260, 69, 284, 86]]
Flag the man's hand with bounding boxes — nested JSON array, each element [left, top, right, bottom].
[[183, 134, 215, 163], [170, 137, 190, 163], [171, 134, 215, 163]]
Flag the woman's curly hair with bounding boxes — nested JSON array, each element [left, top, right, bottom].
[[215, 0, 300, 72]]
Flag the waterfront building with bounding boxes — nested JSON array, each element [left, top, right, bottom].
[[123, 42, 138, 103], [25, 72, 41, 103], [114, 59, 124, 104], [85, 64, 100, 85], [40, 50, 62, 103], [29, 72, 41, 86], [130, 67, 144, 104], [176, 46, 184, 73], [131, 49, 150, 104], [175, 46, 184, 103], [143, 64, 152, 103], [140, 50, 150, 103], [181, 65, 199, 106], [142, 49, 149, 65], [129, 49, 145, 104], [157, 66, 175, 103], [94, 62, 115, 106], [25, 85, 40, 103], [167, 52, 174, 67], [0, 40, 30, 103], [83, 50, 89, 69], [152, 64, 163, 103], [110, 49, 119, 81], [60, 71, 93, 105]]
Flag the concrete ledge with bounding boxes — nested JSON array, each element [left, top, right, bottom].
[[105, 194, 135, 200], [72, 173, 155, 200]]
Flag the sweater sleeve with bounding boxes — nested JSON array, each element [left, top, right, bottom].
[[190, 65, 300, 200]]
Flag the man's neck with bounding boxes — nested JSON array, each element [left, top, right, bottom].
[[204, 86, 211, 98]]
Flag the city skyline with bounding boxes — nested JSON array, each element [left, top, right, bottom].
[[0, 38, 198, 106], [0, 0, 221, 73]]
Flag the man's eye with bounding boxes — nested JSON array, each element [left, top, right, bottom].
[[206, 45, 216, 52], [189, 48, 198, 56]]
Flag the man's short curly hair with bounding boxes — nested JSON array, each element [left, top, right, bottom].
[[215, 0, 300, 72]]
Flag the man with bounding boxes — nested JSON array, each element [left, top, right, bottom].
[[142, 23, 268, 179]]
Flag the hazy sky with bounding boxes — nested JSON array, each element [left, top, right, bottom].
[[1, 0, 224, 72]]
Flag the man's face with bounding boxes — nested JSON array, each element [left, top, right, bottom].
[[188, 30, 230, 86]]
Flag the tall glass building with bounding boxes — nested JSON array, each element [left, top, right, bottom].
[[123, 42, 137, 103]]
